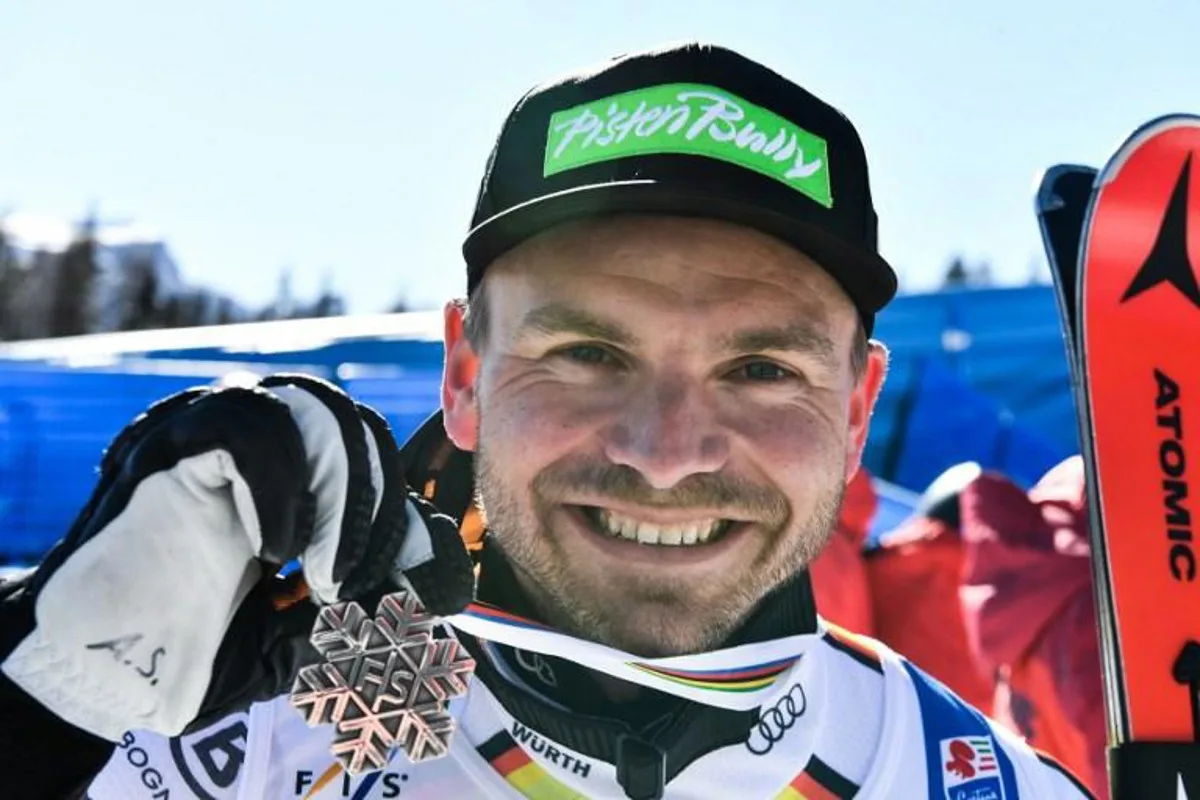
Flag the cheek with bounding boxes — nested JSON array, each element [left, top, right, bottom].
[[481, 367, 623, 468], [719, 399, 845, 485]]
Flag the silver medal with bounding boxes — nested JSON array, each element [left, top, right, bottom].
[[289, 590, 476, 774]]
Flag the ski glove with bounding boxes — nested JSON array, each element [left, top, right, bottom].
[[0, 373, 475, 742]]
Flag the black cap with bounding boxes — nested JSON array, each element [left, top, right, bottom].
[[462, 41, 898, 335]]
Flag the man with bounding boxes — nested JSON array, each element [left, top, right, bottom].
[[0, 42, 1094, 798]]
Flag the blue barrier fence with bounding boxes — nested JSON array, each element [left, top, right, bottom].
[[0, 360, 329, 561]]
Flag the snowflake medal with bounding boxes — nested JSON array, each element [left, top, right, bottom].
[[289, 589, 476, 775]]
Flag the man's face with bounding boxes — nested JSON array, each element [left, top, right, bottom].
[[442, 215, 887, 657]]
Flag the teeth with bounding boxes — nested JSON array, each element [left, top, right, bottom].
[[659, 527, 682, 546], [593, 509, 727, 546]]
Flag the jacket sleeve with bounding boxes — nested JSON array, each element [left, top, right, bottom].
[[0, 572, 116, 799]]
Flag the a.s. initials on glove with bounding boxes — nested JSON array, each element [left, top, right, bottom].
[[0, 373, 474, 742]]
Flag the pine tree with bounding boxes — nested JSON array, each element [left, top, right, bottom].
[[0, 225, 15, 340], [215, 296, 236, 325], [942, 256, 970, 288], [114, 255, 163, 331], [273, 268, 294, 319], [49, 216, 99, 337], [307, 272, 346, 318]]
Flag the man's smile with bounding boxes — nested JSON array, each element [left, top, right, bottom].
[[554, 503, 758, 569], [578, 505, 734, 546]]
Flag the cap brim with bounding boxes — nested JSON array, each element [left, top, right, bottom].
[[462, 179, 898, 326]]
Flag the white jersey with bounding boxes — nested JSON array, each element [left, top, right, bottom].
[[83, 624, 1092, 799]]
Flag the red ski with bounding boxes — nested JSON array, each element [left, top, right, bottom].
[[1039, 114, 1200, 798]]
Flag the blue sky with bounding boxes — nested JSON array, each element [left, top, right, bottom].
[[1, 0, 1197, 314]]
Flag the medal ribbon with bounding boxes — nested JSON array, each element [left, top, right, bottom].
[[445, 601, 814, 711]]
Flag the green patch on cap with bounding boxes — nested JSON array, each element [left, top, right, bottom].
[[544, 83, 833, 208]]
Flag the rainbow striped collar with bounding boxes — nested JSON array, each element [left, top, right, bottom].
[[445, 601, 816, 711]]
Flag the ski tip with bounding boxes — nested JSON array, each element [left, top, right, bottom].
[[1035, 163, 1099, 214], [1097, 114, 1200, 187]]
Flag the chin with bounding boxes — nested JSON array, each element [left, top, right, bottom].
[[612, 624, 719, 658], [575, 585, 748, 657], [613, 617, 739, 658]]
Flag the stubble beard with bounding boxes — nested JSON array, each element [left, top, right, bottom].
[[473, 431, 846, 658]]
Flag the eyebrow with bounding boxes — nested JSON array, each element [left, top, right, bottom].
[[514, 303, 840, 367], [514, 303, 637, 346], [719, 323, 839, 368]]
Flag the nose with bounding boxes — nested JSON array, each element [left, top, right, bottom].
[[601, 373, 731, 490]]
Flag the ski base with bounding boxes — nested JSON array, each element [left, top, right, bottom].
[[1110, 741, 1200, 798]]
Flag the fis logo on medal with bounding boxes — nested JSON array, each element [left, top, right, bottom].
[[939, 736, 1005, 800]]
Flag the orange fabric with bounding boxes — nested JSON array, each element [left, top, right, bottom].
[[809, 468, 877, 636], [863, 515, 995, 716], [958, 456, 1106, 799]]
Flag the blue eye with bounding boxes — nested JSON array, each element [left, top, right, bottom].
[[734, 361, 794, 382], [562, 344, 616, 365]]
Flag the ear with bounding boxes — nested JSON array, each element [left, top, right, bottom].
[[441, 300, 481, 452], [844, 341, 889, 482]]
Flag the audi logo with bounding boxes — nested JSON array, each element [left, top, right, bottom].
[[515, 648, 559, 688], [745, 683, 807, 755]]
